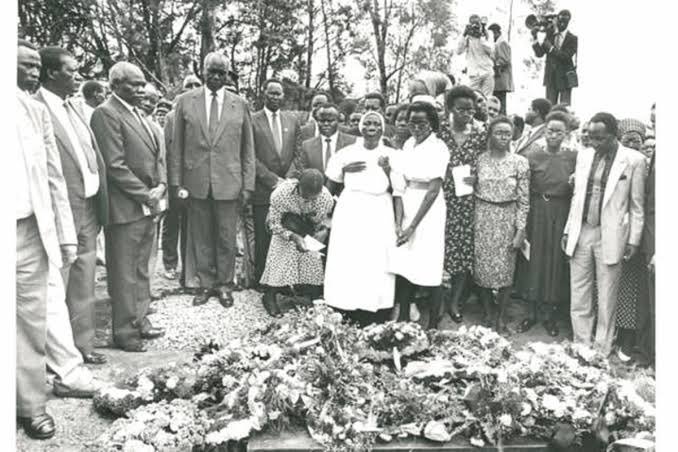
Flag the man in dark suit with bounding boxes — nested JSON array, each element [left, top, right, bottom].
[[34, 47, 109, 365], [251, 79, 302, 288], [300, 91, 332, 141], [169, 53, 255, 307], [91, 62, 167, 352], [531, 9, 578, 106], [514, 98, 552, 155], [289, 103, 356, 175], [488, 23, 513, 115]]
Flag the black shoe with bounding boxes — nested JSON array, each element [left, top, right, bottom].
[[19, 413, 56, 440], [217, 286, 234, 308], [262, 291, 281, 317], [517, 318, 537, 333], [82, 351, 107, 365], [450, 312, 463, 323], [543, 320, 559, 337], [115, 341, 147, 352], [192, 290, 212, 306]]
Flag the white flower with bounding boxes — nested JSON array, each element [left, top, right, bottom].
[[122, 439, 154, 452], [499, 413, 512, 427], [165, 376, 179, 390], [520, 402, 532, 416], [205, 418, 255, 443]]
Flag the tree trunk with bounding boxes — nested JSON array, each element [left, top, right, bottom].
[[320, 0, 335, 96], [305, 0, 315, 88], [199, 0, 216, 77]]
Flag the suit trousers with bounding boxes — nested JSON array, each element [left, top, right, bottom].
[[105, 216, 154, 346], [546, 84, 572, 106], [184, 196, 238, 289], [253, 204, 271, 283], [16, 215, 49, 417], [570, 223, 622, 355], [46, 265, 94, 389], [468, 72, 495, 98], [161, 196, 187, 281], [64, 198, 98, 356]]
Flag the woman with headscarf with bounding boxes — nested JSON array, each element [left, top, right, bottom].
[[438, 86, 488, 323], [515, 111, 577, 337], [389, 102, 448, 329], [474, 116, 530, 332], [323, 111, 397, 325], [614, 118, 649, 363], [259, 169, 334, 317]]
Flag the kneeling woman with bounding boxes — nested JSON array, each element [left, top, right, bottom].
[[474, 116, 530, 332], [259, 169, 334, 317], [323, 111, 397, 325], [389, 102, 448, 329]]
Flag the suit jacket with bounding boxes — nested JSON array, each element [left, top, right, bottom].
[[515, 124, 546, 156], [90, 95, 167, 225], [641, 154, 654, 257], [164, 110, 175, 155], [34, 89, 110, 228], [169, 88, 255, 200], [300, 120, 317, 142], [493, 38, 514, 92], [290, 131, 357, 176], [532, 31, 578, 92], [17, 91, 77, 267], [251, 109, 302, 205], [564, 145, 646, 265]]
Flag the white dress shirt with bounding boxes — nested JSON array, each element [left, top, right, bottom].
[[264, 106, 283, 148], [204, 87, 225, 124], [320, 132, 338, 170], [41, 88, 99, 197], [16, 90, 35, 219]]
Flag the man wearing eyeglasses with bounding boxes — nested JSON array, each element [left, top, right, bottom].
[[169, 54, 255, 308]]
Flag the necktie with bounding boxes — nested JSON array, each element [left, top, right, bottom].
[[324, 137, 332, 170], [271, 111, 282, 154], [134, 108, 157, 149], [64, 100, 97, 173], [585, 156, 606, 226], [556, 32, 563, 49], [208, 91, 219, 139]]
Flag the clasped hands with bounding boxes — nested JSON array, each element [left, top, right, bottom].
[[395, 224, 415, 247]]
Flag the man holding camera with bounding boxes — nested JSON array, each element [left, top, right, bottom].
[[457, 14, 495, 98], [531, 9, 578, 106]]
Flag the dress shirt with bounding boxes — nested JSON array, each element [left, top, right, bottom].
[[457, 35, 494, 76], [41, 88, 99, 197], [82, 103, 95, 124], [264, 106, 283, 149], [320, 132, 339, 170], [582, 146, 617, 226], [16, 90, 34, 219], [204, 87, 225, 124]]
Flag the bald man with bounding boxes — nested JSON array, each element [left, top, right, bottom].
[[169, 53, 255, 308], [90, 62, 167, 352]]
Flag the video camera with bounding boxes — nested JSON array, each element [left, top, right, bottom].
[[464, 16, 488, 39], [525, 13, 557, 37]]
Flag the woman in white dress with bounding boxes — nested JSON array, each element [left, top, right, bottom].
[[323, 112, 396, 325], [389, 102, 448, 329]]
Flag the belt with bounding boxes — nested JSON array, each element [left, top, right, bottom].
[[474, 195, 516, 206], [406, 180, 431, 190]]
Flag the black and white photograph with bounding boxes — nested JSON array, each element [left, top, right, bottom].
[[10, 0, 667, 450]]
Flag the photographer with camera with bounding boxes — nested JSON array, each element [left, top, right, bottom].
[[530, 9, 578, 106], [457, 14, 495, 98]]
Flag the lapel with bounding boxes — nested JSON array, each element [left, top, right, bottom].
[[279, 112, 294, 164], [310, 136, 323, 171], [213, 91, 236, 144], [67, 100, 106, 166], [255, 110, 278, 156], [193, 89, 209, 140], [111, 96, 157, 154], [519, 125, 544, 153], [603, 147, 629, 207], [34, 91, 82, 170]]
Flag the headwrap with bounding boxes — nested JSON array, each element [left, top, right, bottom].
[[617, 118, 646, 140], [358, 111, 386, 137]]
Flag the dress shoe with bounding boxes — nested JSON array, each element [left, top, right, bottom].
[[53, 378, 104, 399], [217, 286, 234, 308], [82, 351, 107, 365], [140, 326, 165, 339], [262, 291, 281, 317], [192, 289, 213, 306], [115, 341, 147, 352], [18, 413, 56, 440]]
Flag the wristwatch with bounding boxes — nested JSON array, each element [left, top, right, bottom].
[[177, 188, 189, 199]]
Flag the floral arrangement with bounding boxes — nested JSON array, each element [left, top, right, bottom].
[[92, 302, 655, 451]]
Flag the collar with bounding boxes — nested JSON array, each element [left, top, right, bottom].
[[113, 93, 137, 115], [204, 86, 225, 102], [264, 106, 281, 118], [321, 131, 338, 143], [39, 87, 67, 108], [596, 142, 619, 159], [558, 28, 568, 37]]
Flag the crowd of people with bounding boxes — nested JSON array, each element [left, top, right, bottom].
[[15, 8, 655, 441]]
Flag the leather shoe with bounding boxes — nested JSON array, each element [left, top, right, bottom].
[[82, 351, 107, 365], [262, 291, 281, 317], [192, 289, 213, 306], [115, 341, 147, 352], [140, 326, 165, 339], [217, 287, 234, 308], [19, 413, 56, 440], [53, 378, 103, 399]]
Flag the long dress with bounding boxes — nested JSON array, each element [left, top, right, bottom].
[[323, 142, 397, 312], [473, 152, 530, 289], [438, 122, 487, 277], [521, 144, 577, 305], [259, 180, 334, 288], [388, 134, 448, 287]]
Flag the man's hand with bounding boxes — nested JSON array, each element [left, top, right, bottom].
[[291, 234, 308, 253], [648, 254, 655, 274], [396, 226, 415, 247], [512, 229, 525, 250], [147, 185, 165, 207], [623, 244, 638, 261], [60, 244, 78, 266], [561, 234, 569, 254], [342, 161, 367, 174]]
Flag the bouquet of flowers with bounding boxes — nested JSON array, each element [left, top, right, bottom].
[[358, 321, 430, 364]]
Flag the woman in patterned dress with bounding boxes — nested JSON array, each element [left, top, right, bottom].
[[516, 111, 577, 337], [259, 169, 334, 317], [439, 86, 488, 323], [474, 116, 530, 332]]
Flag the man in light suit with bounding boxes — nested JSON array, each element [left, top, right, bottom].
[[169, 52, 255, 307], [251, 79, 302, 295], [34, 46, 109, 365], [514, 98, 552, 155], [562, 112, 646, 356], [289, 103, 356, 176], [91, 62, 167, 353], [16, 39, 78, 439]]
